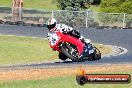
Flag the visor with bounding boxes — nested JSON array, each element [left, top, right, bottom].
[[47, 23, 56, 30]]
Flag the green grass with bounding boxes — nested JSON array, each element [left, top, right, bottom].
[[0, 0, 12, 7], [0, 0, 58, 10], [0, 0, 100, 11], [0, 35, 111, 65], [0, 35, 58, 65], [0, 71, 131, 88], [89, 5, 100, 12]]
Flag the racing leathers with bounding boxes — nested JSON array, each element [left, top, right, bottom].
[[48, 24, 90, 44], [47, 24, 90, 60]]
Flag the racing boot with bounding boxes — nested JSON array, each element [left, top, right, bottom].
[[79, 35, 91, 44]]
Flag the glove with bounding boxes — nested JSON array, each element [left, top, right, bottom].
[[62, 28, 69, 34]]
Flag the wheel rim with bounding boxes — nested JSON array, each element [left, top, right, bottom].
[[64, 43, 79, 58]]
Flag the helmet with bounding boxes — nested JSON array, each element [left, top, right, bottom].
[[46, 18, 57, 31]]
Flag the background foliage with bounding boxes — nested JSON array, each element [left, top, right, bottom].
[[56, 0, 88, 11], [100, 0, 132, 14]]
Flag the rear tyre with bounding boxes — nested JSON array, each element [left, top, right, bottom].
[[89, 53, 96, 60], [90, 45, 101, 60]]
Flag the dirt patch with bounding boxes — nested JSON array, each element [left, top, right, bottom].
[[0, 64, 132, 81], [94, 44, 112, 55]]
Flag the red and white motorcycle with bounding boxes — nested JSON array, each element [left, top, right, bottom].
[[47, 30, 101, 62]]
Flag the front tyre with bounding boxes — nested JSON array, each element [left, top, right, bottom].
[[58, 53, 68, 61], [60, 43, 82, 62]]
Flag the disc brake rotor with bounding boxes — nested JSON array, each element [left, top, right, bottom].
[[65, 43, 79, 58]]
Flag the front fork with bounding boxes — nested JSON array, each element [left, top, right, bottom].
[[59, 42, 81, 59]]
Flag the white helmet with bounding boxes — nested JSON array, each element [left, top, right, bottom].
[[46, 18, 57, 31]]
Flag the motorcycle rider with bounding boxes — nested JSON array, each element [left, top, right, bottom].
[[46, 17, 90, 60]]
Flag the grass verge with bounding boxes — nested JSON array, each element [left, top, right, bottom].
[[0, 70, 131, 88], [0, 0, 100, 11], [0, 35, 58, 65], [0, 35, 111, 65], [0, 0, 57, 10]]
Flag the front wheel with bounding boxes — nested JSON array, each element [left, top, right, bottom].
[[58, 53, 68, 61], [60, 43, 83, 62]]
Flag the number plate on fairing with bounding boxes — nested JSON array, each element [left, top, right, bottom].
[[48, 33, 59, 46], [84, 44, 94, 54]]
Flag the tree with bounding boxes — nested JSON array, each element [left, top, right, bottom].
[[90, 0, 101, 5], [56, 0, 88, 11], [100, 0, 132, 14]]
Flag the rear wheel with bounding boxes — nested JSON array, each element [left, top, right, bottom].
[[90, 45, 101, 60], [60, 43, 82, 62]]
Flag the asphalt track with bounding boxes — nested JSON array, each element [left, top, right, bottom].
[[0, 25, 132, 69]]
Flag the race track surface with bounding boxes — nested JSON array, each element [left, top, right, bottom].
[[0, 25, 132, 69]]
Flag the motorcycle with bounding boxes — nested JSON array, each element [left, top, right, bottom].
[[47, 30, 101, 62]]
